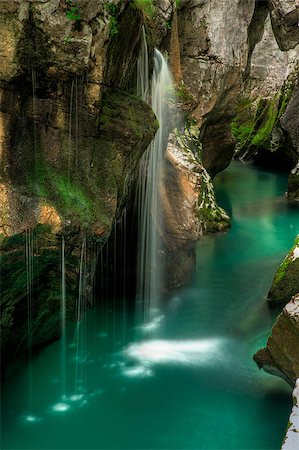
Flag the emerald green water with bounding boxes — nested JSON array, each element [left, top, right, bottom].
[[2, 162, 299, 450]]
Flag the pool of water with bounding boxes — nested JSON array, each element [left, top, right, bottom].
[[2, 161, 299, 449]]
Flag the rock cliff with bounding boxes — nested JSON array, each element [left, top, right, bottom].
[[0, 0, 158, 361]]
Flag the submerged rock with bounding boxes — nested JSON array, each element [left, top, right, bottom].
[[254, 294, 299, 386], [268, 235, 299, 305]]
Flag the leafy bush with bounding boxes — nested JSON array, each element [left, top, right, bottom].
[[65, 0, 81, 21]]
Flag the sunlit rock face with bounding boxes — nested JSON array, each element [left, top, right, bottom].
[[254, 294, 299, 386], [160, 132, 230, 289], [227, 4, 299, 172], [246, 13, 290, 99], [177, 0, 256, 176], [0, 0, 158, 361], [268, 0, 299, 50], [282, 379, 299, 450], [177, 0, 299, 176]]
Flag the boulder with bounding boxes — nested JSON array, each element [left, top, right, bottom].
[[254, 294, 299, 386], [268, 235, 299, 305], [161, 129, 230, 289]]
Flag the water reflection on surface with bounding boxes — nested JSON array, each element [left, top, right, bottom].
[[2, 162, 299, 450]]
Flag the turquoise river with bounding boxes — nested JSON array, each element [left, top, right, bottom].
[[2, 161, 299, 450]]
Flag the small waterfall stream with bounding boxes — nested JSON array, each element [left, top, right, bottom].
[[60, 236, 66, 399], [137, 48, 173, 331]]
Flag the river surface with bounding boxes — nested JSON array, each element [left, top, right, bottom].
[[2, 161, 299, 450]]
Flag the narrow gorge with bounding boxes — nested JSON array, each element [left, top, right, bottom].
[[0, 1, 299, 449]]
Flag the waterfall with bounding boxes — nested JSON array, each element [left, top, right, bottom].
[[137, 26, 149, 102], [61, 236, 66, 399], [137, 47, 173, 330], [74, 234, 87, 395], [25, 228, 34, 413]]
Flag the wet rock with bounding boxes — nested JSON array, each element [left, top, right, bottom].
[[254, 294, 299, 386], [281, 88, 299, 201], [161, 129, 230, 289], [288, 163, 299, 202], [0, 0, 158, 362], [268, 235, 299, 305]]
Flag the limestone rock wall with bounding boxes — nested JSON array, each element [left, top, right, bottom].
[[0, 0, 158, 361], [177, 0, 256, 176]]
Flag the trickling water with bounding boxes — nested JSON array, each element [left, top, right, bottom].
[[74, 235, 87, 395], [68, 79, 75, 187], [25, 228, 34, 414], [137, 26, 149, 102], [61, 236, 66, 399], [137, 50, 173, 331], [2, 162, 298, 449]]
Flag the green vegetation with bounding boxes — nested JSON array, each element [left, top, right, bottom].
[[63, 35, 72, 44], [172, 124, 230, 232], [133, 0, 155, 19], [166, 20, 172, 30], [231, 83, 293, 156], [175, 82, 196, 109], [273, 236, 299, 284], [65, 0, 81, 21], [105, 2, 119, 36], [28, 161, 93, 226]]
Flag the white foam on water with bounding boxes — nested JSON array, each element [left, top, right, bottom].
[[52, 402, 70, 413], [141, 315, 165, 332], [22, 415, 41, 423], [125, 339, 223, 367], [122, 365, 153, 378]]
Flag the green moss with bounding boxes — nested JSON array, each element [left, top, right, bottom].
[[175, 82, 196, 107], [27, 161, 93, 226], [65, 0, 81, 21], [173, 126, 230, 232], [231, 83, 294, 156], [133, 0, 156, 19], [273, 236, 299, 284], [268, 235, 299, 304]]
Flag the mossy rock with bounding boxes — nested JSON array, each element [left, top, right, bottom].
[[268, 235, 299, 305], [0, 224, 89, 363], [231, 84, 297, 171], [288, 166, 299, 201], [254, 294, 299, 386]]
